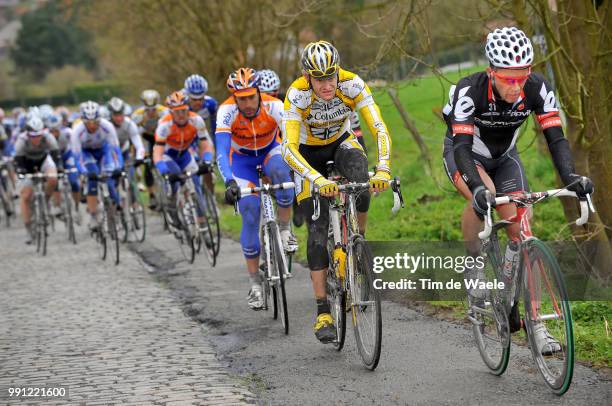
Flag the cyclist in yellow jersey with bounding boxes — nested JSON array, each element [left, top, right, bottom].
[[281, 40, 392, 343]]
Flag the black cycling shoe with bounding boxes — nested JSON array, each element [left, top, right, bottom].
[[509, 302, 523, 333]]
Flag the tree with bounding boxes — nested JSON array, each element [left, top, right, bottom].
[[10, 1, 96, 79]]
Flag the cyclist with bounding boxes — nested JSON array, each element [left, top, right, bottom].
[[107, 97, 146, 168], [183, 74, 217, 193], [217, 67, 297, 310], [71, 101, 123, 230], [132, 89, 167, 209], [47, 113, 82, 223], [153, 90, 211, 228], [14, 115, 62, 244], [442, 27, 593, 354], [281, 41, 392, 343]]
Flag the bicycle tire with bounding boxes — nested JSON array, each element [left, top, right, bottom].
[[34, 194, 43, 253], [349, 236, 381, 370], [120, 177, 130, 243], [62, 185, 76, 244], [177, 197, 196, 264], [522, 239, 574, 395], [327, 226, 346, 351], [192, 191, 216, 267], [105, 199, 120, 265], [130, 178, 146, 242], [471, 237, 511, 375], [203, 184, 221, 257], [269, 222, 289, 335]]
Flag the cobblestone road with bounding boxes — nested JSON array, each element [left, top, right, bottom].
[[0, 221, 255, 405]]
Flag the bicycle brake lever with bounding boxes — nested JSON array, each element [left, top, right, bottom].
[[312, 189, 320, 221]]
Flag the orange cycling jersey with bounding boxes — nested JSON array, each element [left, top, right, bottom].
[[154, 112, 209, 151], [215, 93, 283, 154]]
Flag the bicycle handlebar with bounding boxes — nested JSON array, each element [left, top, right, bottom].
[[478, 182, 596, 240], [311, 177, 404, 221], [239, 181, 295, 197]]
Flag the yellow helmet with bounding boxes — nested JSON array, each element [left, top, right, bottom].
[[301, 40, 340, 78]]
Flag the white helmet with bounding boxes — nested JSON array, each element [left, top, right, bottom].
[[301, 40, 340, 77], [46, 113, 63, 130], [124, 104, 133, 116], [80, 101, 100, 121], [140, 89, 160, 107], [99, 105, 110, 120], [39, 104, 54, 120], [107, 97, 125, 114], [485, 27, 533, 68], [258, 69, 281, 93], [26, 115, 45, 135]]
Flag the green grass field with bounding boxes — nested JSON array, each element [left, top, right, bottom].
[[214, 67, 610, 368]]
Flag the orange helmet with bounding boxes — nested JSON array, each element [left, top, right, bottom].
[[165, 90, 189, 110], [226, 68, 260, 97]]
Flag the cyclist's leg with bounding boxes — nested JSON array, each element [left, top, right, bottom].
[[142, 133, 157, 206], [82, 151, 101, 227], [335, 135, 370, 234], [42, 155, 58, 198], [263, 145, 296, 250], [101, 144, 122, 207], [18, 160, 35, 230], [232, 154, 265, 308], [64, 152, 81, 208], [443, 137, 497, 302], [494, 147, 530, 241]]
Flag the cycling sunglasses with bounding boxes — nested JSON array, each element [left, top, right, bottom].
[[308, 65, 339, 79], [492, 68, 531, 86]]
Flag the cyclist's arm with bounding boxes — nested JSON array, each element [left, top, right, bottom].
[[532, 77, 576, 184], [152, 122, 168, 166], [449, 80, 484, 191], [355, 83, 391, 173], [214, 103, 237, 183], [206, 97, 218, 135], [194, 115, 213, 161], [281, 91, 326, 183], [127, 119, 145, 160], [13, 135, 26, 169]]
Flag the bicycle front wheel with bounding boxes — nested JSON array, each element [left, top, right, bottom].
[[105, 200, 120, 265], [269, 222, 289, 335], [522, 239, 574, 395], [348, 236, 381, 370], [130, 179, 146, 242], [470, 237, 510, 375], [203, 184, 221, 257], [62, 186, 76, 244]]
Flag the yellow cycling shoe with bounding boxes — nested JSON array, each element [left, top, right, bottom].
[[314, 313, 336, 344]]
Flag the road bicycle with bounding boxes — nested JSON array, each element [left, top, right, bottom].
[[198, 161, 221, 262], [57, 168, 79, 244], [19, 171, 54, 255], [312, 161, 404, 370], [119, 159, 147, 243], [469, 179, 595, 395], [160, 170, 214, 265], [89, 171, 122, 265], [236, 165, 296, 334]]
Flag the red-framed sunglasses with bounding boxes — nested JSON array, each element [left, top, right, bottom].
[[492, 68, 531, 86]]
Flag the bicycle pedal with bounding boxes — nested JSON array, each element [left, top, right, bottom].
[[283, 272, 293, 279]]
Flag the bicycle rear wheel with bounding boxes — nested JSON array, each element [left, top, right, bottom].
[[522, 239, 574, 395], [349, 236, 381, 370], [269, 222, 289, 335], [470, 238, 511, 375]]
